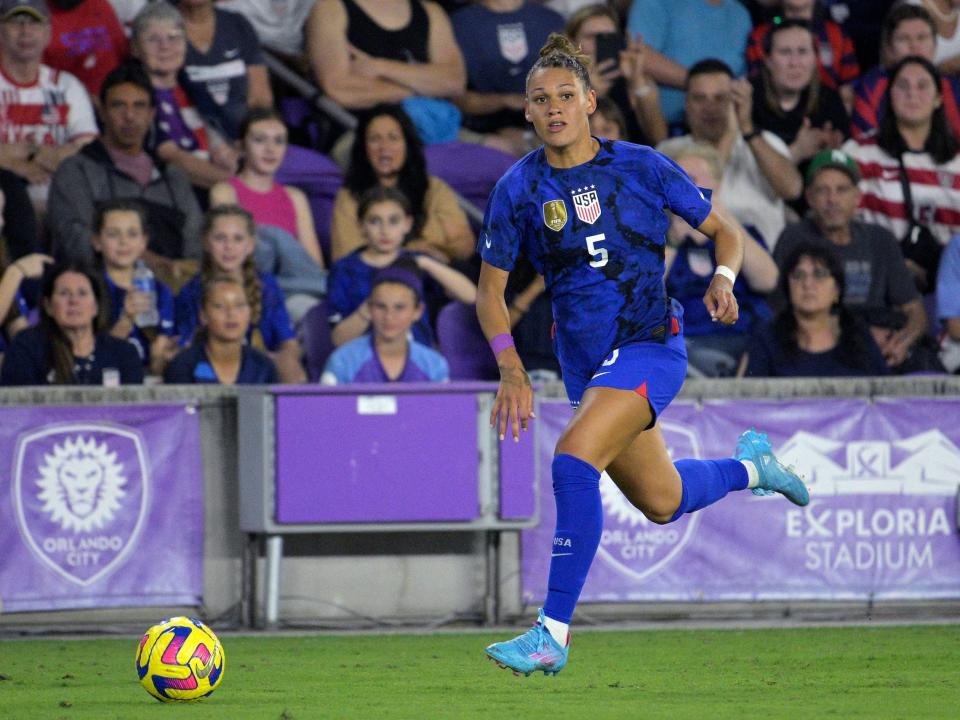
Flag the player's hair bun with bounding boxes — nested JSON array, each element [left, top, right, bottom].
[[539, 32, 591, 69], [527, 32, 593, 91]]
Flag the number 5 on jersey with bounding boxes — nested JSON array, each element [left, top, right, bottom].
[[586, 233, 607, 268]]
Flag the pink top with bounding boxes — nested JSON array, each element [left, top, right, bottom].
[[228, 177, 299, 239]]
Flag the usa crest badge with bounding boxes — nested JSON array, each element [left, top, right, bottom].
[[543, 200, 567, 231], [497, 23, 528, 64], [572, 186, 601, 224]]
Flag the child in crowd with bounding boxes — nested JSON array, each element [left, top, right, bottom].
[[328, 186, 476, 348], [321, 266, 449, 384], [92, 199, 177, 377], [164, 275, 278, 384], [175, 206, 305, 383], [589, 96, 627, 142], [211, 108, 324, 267], [210, 108, 326, 323]]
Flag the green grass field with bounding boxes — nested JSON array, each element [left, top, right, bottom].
[[2, 624, 958, 720]]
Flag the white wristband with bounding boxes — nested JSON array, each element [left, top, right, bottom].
[[714, 264, 737, 284]]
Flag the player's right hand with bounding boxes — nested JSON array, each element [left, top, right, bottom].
[[703, 275, 739, 325], [491, 363, 535, 443]]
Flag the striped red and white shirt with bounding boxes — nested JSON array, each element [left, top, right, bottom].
[[0, 64, 97, 147], [842, 136, 960, 247]]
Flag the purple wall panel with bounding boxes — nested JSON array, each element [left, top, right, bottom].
[[275, 393, 480, 523], [499, 430, 537, 520]]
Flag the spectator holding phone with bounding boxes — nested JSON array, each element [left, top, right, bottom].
[[567, 4, 666, 144]]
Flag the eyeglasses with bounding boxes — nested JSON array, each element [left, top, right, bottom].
[[788, 267, 833, 282], [141, 32, 186, 46]]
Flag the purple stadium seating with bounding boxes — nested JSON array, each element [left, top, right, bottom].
[[436, 301, 499, 381], [299, 299, 334, 382], [275, 144, 343, 267], [424, 142, 515, 212]]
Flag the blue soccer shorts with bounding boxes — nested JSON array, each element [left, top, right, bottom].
[[561, 316, 687, 426]]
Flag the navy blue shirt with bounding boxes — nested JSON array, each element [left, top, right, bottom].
[[175, 271, 295, 351], [451, 2, 564, 133], [163, 342, 278, 384], [182, 8, 264, 139], [0, 326, 144, 385], [480, 139, 712, 375], [103, 274, 176, 364], [326, 250, 438, 347], [666, 231, 772, 337], [744, 322, 889, 377]]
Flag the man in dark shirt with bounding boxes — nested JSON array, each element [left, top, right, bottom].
[[47, 61, 202, 289], [774, 149, 928, 369]]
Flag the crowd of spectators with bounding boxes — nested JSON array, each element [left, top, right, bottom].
[[0, 0, 958, 388]]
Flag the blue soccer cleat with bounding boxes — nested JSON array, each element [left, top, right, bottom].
[[735, 429, 810, 506], [485, 609, 569, 677]]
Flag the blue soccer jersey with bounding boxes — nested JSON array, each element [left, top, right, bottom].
[[479, 138, 712, 376]]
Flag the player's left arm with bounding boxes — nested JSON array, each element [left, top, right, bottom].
[[697, 208, 743, 326]]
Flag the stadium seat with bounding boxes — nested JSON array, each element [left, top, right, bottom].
[[299, 299, 334, 382], [436, 301, 499, 381], [424, 142, 515, 212], [275, 144, 344, 267]]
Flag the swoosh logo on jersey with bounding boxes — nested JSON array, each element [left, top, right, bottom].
[[484, 234, 492, 249], [224, 48, 240, 59], [590, 371, 612, 380]]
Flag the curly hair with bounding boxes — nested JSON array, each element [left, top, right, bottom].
[[345, 105, 429, 239]]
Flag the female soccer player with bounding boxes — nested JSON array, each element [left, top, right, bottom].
[[477, 34, 810, 677]]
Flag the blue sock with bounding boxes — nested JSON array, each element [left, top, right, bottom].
[[669, 459, 749, 523], [543, 453, 603, 625]]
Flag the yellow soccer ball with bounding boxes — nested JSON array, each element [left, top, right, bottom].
[[135, 616, 226, 702]]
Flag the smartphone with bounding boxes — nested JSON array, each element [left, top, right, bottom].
[[594, 32, 624, 66]]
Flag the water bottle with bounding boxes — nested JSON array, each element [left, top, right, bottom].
[[132, 260, 159, 327]]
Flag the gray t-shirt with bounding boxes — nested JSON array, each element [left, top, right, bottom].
[[774, 219, 920, 312]]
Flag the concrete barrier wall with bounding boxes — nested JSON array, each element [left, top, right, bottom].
[[0, 378, 957, 630]]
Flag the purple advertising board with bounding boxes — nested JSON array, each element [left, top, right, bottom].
[[274, 393, 481, 523], [0, 405, 203, 612], [522, 398, 960, 603]]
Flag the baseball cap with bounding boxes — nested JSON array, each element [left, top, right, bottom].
[[0, 0, 48, 21], [805, 149, 860, 185]]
